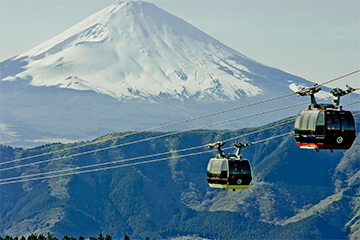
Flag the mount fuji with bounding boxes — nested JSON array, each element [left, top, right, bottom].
[[2, 1, 274, 101], [1, 1, 357, 148]]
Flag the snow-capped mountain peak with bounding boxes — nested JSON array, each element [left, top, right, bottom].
[[3, 1, 266, 102]]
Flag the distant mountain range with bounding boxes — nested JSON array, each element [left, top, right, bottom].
[[1, 115, 359, 239], [1, 1, 359, 148]]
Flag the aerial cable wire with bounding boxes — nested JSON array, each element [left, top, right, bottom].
[[2, 103, 360, 185], [4, 106, 360, 183], [1, 94, 357, 172], [0, 99, 312, 172], [2, 85, 359, 173], [2, 70, 358, 166], [0, 92, 296, 166], [0, 117, 297, 182], [0, 131, 295, 185], [318, 70, 360, 86], [344, 99, 360, 107]]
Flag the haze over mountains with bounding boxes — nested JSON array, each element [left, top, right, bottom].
[[1, 1, 358, 148]]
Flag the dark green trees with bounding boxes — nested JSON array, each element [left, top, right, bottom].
[[1, 234, 139, 240]]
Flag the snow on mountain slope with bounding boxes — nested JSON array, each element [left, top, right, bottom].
[[3, 1, 266, 101]]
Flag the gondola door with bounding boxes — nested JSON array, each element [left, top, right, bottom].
[[324, 110, 355, 149], [228, 159, 252, 189]]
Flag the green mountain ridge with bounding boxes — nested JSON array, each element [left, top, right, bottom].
[[1, 115, 359, 239]]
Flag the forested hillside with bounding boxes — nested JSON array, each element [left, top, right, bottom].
[[1, 115, 359, 239]]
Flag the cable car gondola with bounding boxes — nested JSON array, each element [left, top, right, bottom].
[[294, 84, 356, 151], [206, 140, 252, 191]]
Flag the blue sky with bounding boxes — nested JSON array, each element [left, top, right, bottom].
[[0, 0, 359, 90]]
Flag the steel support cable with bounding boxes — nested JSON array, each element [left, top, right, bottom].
[[251, 132, 293, 144], [4, 98, 359, 183], [344, 99, 360, 107], [6, 75, 360, 166], [3, 102, 360, 185], [0, 131, 294, 185], [0, 92, 296, 166], [0, 100, 311, 172], [0, 118, 297, 182], [318, 70, 360, 86], [2, 70, 358, 167]]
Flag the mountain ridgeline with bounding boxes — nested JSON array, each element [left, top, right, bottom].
[[1, 115, 360, 239]]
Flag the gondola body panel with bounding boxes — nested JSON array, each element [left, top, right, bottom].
[[294, 110, 355, 150], [206, 157, 252, 189]]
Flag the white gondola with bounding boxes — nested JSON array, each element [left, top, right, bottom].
[[206, 140, 252, 191]]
